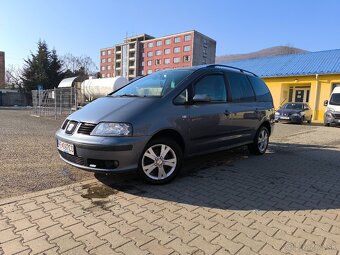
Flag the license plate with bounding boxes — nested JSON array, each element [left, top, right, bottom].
[[57, 140, 74, 155], [280, 116, 290, 120]]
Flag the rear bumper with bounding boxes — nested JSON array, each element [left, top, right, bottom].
[[55, 129, 150, 173]]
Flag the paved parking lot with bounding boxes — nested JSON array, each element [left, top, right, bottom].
[[1, 110, 340, 254], [0, 110, 93, 199]]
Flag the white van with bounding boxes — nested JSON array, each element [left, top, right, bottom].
[[324, 86, 340, 126]]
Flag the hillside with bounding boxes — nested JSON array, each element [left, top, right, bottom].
[[216, 46, 308, 63]]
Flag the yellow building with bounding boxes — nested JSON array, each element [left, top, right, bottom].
[[224, 49, 340, 123]]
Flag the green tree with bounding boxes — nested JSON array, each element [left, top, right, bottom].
[[21, 40, 64, 92]]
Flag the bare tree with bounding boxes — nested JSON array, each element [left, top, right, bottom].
[[5, 65, 23, 89], [61, 53, 97, 76]]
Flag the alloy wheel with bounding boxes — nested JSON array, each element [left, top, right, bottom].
[[257, 129, 269, 153], [142, 144, 177, 180]]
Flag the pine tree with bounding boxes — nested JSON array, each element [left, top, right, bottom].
[[21, 40, 64, 92]]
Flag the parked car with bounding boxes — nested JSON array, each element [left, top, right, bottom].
[[275, 103, 312, 124], [56, 65, 275, 184], [324, 86, 340, 126]]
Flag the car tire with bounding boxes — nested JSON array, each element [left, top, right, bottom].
[[138, 138, 183, 184], [248, 126, 269, 155], [324, 123, 330, 127], [307, 115, 312, 124], [299, 116, 305, 125]]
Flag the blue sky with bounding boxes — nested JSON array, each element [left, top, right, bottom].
[[1, 0, 340, 70]]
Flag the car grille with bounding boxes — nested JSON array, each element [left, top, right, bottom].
[[334, 113, 340, 119], [77, 123, 97, 135], [59, 151, 85, 166]]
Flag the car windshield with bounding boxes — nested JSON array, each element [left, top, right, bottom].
[[330, 93, 340, 106], [283, 103, 303, 110], [112, 69, 194, 97]]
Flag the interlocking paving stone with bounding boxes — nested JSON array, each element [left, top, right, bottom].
[[1, 124, 340, 254]]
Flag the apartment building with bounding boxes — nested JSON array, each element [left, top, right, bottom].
[[100, 34, 153, 79], [142, 31, 216, 75], [100, 30, 216, 80], [0, 51, 5, 88]]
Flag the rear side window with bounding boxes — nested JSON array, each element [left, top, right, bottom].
[[227, 73, 255, 102], [248, 76, 272, 102]]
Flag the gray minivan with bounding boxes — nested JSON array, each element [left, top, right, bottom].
[[56, 65, 275, 184]]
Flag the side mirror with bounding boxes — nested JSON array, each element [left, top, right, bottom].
[[193, 94, 211, 103], [324, 100, 328, 106]]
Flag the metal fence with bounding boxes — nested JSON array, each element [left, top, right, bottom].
[[31, 87, 77, 118]]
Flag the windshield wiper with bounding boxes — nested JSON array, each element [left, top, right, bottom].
[[117, 94, 143, 97]]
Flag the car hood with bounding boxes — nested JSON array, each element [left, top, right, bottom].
[[277, 108, 302, 115], [67, 96, 157, 123]]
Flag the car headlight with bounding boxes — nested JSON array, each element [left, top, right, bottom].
[[326, 111, 334, 118], [91, 122, 132, 136], [275, 112, 280, 116]]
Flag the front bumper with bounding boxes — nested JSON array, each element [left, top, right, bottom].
[[55, 128, 150, 173], [275, 115, 302, 123], [324, 112, 340, 126]]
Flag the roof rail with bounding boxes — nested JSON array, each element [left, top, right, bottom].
[[205, 64, 258, 77]]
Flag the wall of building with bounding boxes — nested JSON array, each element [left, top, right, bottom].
[[100, 47, 115, 78], [0, 51, 5, 88], [263, 74, 340, 122], [142, 31, 194, 75], [192, 31, 216, 66]]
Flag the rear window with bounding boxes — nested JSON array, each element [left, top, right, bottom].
[[248, 76, 273, 102], [227, 73, 255, 102]]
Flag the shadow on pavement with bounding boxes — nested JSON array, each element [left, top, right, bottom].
[[93, 142, 340, 211]]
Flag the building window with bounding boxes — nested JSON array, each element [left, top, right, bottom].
[[203, 39, 208, 48], [147, 70, 152, 74], [101, 51, 106, 56], [174, 57, 180, 63], [164, 48, 170, 54], [174, 37, 181, 43], [184, 35, 191, 41], [174, 47, 180, 53], [101, 74, 105, 78], [141, 70, 144, 75], [108, 58, 112, 62], [164, 58, 170, 64], [165, 39, 171, 45], [147, 51, 153, 57], [156, 50, 162, 56], [147, 60, 152, 66], [107, 73, 111, 78], [148, 42, 153, 48], [108, 66, 111, 70], [101, 66, 106, 71], [155, 59, 161, 65], [183, 56, 191, 62], [184, 45, 191, 52], [142, 53, 145, 57], [141, 61, 144, 67], [108, 50, 111, 54], [156, 40, 162, 47], [101, 59, 106, 63]]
